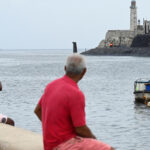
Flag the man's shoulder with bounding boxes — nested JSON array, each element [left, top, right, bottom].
[[47, 77, 63, 86], [67, 85, 84, 100], [45, 76, 84, 95]]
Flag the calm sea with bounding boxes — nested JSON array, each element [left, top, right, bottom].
[[0, 49, 150, 150]]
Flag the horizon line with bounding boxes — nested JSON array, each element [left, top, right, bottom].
[[0, 48, 89, 50]]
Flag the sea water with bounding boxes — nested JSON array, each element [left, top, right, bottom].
[[0, 49, 150, 150]]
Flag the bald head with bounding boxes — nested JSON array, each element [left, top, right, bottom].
[[65, 54, 86, 76]]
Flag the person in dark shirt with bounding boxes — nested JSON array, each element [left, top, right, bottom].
[[0, 81, 15, 126], [0, 81, 2, 91]]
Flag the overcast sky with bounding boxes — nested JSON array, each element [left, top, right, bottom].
[[0, 0, 149, 49]]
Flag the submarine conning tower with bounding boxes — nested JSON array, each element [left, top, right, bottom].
[[130, 0, 137, 31]]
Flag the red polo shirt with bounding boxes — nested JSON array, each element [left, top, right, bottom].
[[38, 75, 86, 150]]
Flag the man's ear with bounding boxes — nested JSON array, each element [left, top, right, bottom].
[[81, 68, 87, 77], [64, 66, 66, 71]]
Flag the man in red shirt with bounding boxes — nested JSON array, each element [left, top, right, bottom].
[[34, 54, 114, 150]]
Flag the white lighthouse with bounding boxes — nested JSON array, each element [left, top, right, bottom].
[[130, 0, 137, 31]]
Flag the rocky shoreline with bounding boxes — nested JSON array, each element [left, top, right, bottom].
[[81, 47, 150, 57]]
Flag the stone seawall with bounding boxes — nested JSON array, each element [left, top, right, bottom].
[[82, 47, 150, 57], [0, 124, 43, 150]]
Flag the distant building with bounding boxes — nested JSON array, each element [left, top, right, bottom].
[[98, 0, 150, 48]]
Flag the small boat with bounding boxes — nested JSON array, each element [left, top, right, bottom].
[[134, 79, 150, 106]]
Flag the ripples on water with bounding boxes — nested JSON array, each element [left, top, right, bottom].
[[0, 49, 150, 150]]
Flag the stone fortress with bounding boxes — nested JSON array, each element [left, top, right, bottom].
[[98, 0, 150, 48]]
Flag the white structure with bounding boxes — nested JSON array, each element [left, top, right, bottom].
[[143, 20, 150, 34], [0, 124, 43, 150], [98, 0, 150, 48], [130, 0, 137, 31]]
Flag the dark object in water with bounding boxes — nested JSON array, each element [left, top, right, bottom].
[[72, 42, 77, 53]]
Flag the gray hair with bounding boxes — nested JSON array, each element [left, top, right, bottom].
[[65, 54, 86, 75]]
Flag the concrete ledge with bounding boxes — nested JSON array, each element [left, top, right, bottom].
[[0, 124, 43, 150]]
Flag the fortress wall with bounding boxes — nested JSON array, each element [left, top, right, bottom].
[[106, 30, 135, 39], [137, 30, 145, 35], [98, 30, 137, 47], [98, 40, 105, 48]]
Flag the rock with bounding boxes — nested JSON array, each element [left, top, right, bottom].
[[81, 47, 150, 57]]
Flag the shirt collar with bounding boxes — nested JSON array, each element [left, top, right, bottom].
[[63, 75, 79, 88]]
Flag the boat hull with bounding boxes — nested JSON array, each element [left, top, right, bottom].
[[134, 92, 150, 103]]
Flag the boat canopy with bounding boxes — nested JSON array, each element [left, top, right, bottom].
[[134, 78, 150, 84], [134, 79, 150, 92]]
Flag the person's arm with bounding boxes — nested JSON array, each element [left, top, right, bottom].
[[75, 125, 96, 139], [0, 81, 2, 91], [75, 125, 115, 149], [1, 117, 15, 126], [6, 118, 15, 126], [34, 104, 42, 121]]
